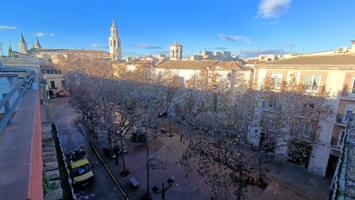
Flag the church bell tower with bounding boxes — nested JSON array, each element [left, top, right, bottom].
[[109, 19, 121, 61]]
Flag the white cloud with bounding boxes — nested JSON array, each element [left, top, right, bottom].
[[132, 44, 163, 49], [0, 25, 16, 30], [237, 49, 287, 58], [35, 32, 45, 37], [35, 32, 55, 37], [91, 43, 107, 48], [258, 0, 291, 18], [218, 33, 251, 43]]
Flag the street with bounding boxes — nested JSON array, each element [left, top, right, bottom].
[[50, 97, 127, 200]]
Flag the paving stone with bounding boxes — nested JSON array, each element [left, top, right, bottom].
[[45, 170, 60, 180], [42, 133, 53, 140], [43, 140, 55, 147], [43, 156, 57, 163], [44, 162, 58, 171], [42, 151, 56, 158], [43, 146, 56, 153], [44, 188, 63, 200], [42, 126, 52, 133]]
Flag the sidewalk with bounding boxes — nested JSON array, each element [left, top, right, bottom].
[[261, 160, 331, 200], [78, 122, 212, 200]]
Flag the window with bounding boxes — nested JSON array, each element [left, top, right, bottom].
[[287, 71, 300, 84], [351, 79, 355, 93], [304, 75, 320, 90], [345, 110, 352, 121], [50, 81, 56, 89], [298, 122, 312, 139], [338, 130, 346, 146], [268, 95, 276, 108], [271, 73, 282, 89]]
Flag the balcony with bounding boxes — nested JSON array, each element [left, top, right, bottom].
[[335, 113, 350, 127], [0, 67, 43, 200], [330, 131, 344, 154]]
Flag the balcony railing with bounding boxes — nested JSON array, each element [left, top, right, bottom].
[[0, 75, 34, 135], [335, 113, 350, 126]]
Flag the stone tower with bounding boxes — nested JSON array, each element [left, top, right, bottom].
[[109, 19, 121, 61], [169, 41, 183, 60], [19, 33, 28, 54], [33, 37, 42, 49]]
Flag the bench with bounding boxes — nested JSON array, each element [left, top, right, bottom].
[[129, 177, 140, 188]]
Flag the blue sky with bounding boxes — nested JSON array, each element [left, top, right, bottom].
[[1, 0, 355, 58]]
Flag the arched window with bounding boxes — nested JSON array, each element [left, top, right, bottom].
[[114, 40, 116, 47]]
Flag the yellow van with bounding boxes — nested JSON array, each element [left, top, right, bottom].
[[66, 146, 94, 185]]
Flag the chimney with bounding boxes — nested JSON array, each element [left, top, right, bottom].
[[352, 40, 355, 53]]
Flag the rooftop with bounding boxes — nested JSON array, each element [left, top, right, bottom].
[[155, 60, 249, 71], [258, 54, 355, 68], [29, 48, 109, 55]]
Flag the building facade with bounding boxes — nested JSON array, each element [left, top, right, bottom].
[[253, 42, 355, 177], [154, 60, 252, 88]]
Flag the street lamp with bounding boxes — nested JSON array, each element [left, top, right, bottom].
[[152, 177, 175, 200], [141, 124, 172, 200]]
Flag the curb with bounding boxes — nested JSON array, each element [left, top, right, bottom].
[[74, 121, 130, 200]]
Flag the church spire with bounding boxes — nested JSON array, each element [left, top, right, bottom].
[[19, 33, 28, 54], [111, 19, 117, 28], [20, 33, 26, 43], [34, 37, 42, 49], [8, 45, 13, 56]]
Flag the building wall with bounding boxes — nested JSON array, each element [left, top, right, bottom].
[[43, 74, 65, 94], [0, 57, 40, 69], [154, 67, 251, 89], [254, 67, 355, 176]]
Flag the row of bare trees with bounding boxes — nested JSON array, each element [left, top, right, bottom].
[[61, 58, 333, 199]]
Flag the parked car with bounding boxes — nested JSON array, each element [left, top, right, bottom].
[[56, 89, 70, 97], [66, 146, 94, 186]]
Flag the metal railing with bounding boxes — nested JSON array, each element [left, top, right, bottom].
[[330, 113, 355, 200], [0, 74, 34, 136]]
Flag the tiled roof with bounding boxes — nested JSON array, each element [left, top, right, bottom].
[[29, 48, 109, 55], [214, 61, 246, 70], [262, 54, 355, 66], [155, 60, 219, 70], [155, 60, 250, 71]]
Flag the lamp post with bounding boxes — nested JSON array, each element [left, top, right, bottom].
[[142, 124, 171, 200], [119, 135, 129, 176], [152, 177, 175, 200]]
